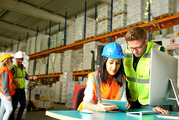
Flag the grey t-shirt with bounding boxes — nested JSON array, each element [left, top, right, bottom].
[[1, 71, 10, 96]]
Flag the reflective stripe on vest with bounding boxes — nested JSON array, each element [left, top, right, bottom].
[[0, 66, 15, 96], [12, 64, 26, 89], [92, 71, 124, 103], [123, 42, 163, 105]]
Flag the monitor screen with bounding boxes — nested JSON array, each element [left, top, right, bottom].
[[149, 48, 178, 105]]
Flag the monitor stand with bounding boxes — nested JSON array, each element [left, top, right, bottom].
[[168, 79, 179, 107]]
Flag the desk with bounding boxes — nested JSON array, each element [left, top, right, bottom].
[[46, 110, 179, 120]]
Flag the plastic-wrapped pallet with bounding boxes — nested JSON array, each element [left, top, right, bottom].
[[83, 41, 105, 70], [48, 53, 56, 74], [26, 38, 31, 55], [75, 16, 85, 41], [54, 53, 63, 73], [177, 0, 179, 12], [97, 19, 111, 35], [54, 81, 62, 103], [62, 50, 75, 72], [12, 44, 18, 53], [86, 18, 97, 39], [56, 31, 64, 47], [65, 81, 79, 109], [127, 0, 148, 26], [97, 4, 111, 21], [151, 0, 176, 18], [113, 0, 127, 15], [19, 41, 26, 52], [50, 34, 57, 49], [41, 35, 49, 51], [66, 24, 75, 45], [36, 34, 42, 53], [28, 60, 34, 76], [112, 14, 127, 30], [115, 37, 126, 45], [30, 37, 36, 55], [39, 57, 47, 75], [73, 49, 83, 71], [35, 59, 40, 75]]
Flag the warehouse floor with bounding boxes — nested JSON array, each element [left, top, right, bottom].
[[26, 104, 68, 120]]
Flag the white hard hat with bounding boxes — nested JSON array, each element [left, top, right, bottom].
[[15, 51, 24, 58]]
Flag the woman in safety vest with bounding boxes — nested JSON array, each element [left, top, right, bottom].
[[0, 53, 15, 120], [78, 42, 128, 111]]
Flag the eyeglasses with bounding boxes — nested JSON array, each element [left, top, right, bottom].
[[128, 41, 145, 51]]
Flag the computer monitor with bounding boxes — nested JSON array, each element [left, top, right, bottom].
[[149, 48, 179, 106]]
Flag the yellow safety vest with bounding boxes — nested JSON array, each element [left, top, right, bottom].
[[12, 64, 26, 89], [123, 42, 165, 105]]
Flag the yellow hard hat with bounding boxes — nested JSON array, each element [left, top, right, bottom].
[[1, 53, 14, 63]]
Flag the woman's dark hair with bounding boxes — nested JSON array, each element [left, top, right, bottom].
[[100, 56, 124, 86]]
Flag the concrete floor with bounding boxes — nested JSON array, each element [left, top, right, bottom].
[[26, 104, 68, 120]]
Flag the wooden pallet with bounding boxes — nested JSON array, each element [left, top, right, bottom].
[[153, 13, 173, 20], [54, 102, 65, 105], [97, 18, 110, 23], [127, 21, 144, 28], [112, 11, 127, 17], [97, 32, 109, 36], [75, 39, 83, 43], [112, 26, 127, 32], [85, 36, 95, 39]]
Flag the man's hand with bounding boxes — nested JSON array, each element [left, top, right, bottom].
[[153, 106, 169, 114], [126, 98, 132, 109], [7, 96, 12, 101]]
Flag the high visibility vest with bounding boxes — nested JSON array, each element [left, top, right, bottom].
[[123, 42, 165, 105], [0, 66, 15, 96], [78, 70, 125, 110], [12, 64, 26, 89]]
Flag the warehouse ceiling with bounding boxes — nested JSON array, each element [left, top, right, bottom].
[[0, 0, 111, 48]]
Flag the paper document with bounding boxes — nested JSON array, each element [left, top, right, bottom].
[[101, 99, 127, 112], [157, 114, 179, 119]]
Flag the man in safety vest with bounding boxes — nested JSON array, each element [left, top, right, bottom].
[[9, 51, 37, 120], [123, 27, 169, 114]]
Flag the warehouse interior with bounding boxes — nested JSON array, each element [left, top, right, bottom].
[[0, 0, 179, 119]]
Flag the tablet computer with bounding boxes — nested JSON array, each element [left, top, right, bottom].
[[101, 99, 127, 112]]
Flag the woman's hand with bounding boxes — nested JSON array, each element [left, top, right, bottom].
[[7, 96, 12, 101], [126, 98, 132, 109], [96, 98, 118, 112], [153, 106, 169, 114]]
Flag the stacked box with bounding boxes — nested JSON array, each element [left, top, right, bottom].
[[30, 37, 36, 55], [97, 4, 111, 21], [41, 35, 49, 51], [112, 13, 127, 30], [113, 0, 127, 15], [73, 49, 83, 71], [56, 31, 64, 47], [65, 81, 79, 109], [62, 50, 75, 72], [50, 34, 57, 49], [86, 18, 97, 38], [151, 0, 176, 18], [115, 37, 126, 45], [39, 57, 48, 75], [97, 19, 111, 35], [12, 44, 18, 53], [19, 41, 26, 52], [177, 0, 179, 12], [54, 53, 63, 73], [75, 16, 85, 41], [127, 0, 148, 26], [66, 24, 75, 45], [83, 41, 105, 70], [26, 37, 31, 55], [36, 34, 42, 53]]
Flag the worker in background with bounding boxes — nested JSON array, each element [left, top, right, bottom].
[[0, 53, 15, 120], [9, 51, 37, 120], [78, 42, 128, 111], [123, 27, 169, 114]]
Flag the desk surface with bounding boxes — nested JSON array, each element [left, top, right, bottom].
[[46, 109, 179, 120]]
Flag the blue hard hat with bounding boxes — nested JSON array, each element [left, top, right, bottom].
[[102, 42, 124, 59]]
